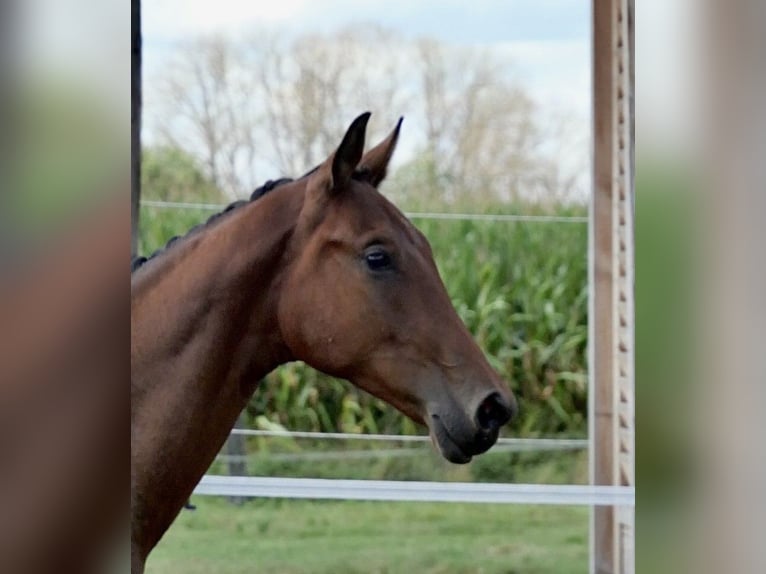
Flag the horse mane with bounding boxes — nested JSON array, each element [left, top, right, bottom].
[[131, 165, 378, 274], [131, 177, 294, 273]]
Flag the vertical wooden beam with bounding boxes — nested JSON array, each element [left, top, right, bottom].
[[590, 0, 634, 572], [615, 2, 635, 573], [131, 0, 142, 259], [590, 0, 616, 571], [589, 1, 616, 569]]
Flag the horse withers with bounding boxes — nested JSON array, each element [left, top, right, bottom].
[[130, 112, 517, 572]]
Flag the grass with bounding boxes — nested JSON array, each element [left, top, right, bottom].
[[145, 496, 588, 574], [209, 443, 589, 485]]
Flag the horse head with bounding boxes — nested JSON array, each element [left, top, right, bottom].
[[278, 113, 517, 463]]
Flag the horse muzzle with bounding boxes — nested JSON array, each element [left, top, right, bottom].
[[427, 391, 517, 464]]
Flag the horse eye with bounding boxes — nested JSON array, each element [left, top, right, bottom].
[[364, 248, 392, 271]]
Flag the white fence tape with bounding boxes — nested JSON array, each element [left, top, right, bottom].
[[194, 476, 634, 506], [140, 200, 587, 224], [228, 428, 587, 449]]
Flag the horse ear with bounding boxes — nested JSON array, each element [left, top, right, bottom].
[[327, 112, 370, 192], [358, 117, 403, 187]]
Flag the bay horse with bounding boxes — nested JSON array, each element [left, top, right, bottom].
[[131, 113, 517, 573]]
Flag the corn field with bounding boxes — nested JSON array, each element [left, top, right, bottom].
[[137, 202, 588, 440]]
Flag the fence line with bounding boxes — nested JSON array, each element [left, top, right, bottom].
[[228, 428, 587, 449], [140, 199, 587, 224], [194, 476, 634, 506], [216, 447, 422, 463], [215, 439, 586, 463]]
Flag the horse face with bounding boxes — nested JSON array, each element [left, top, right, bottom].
[[277, 114, 517, 463]]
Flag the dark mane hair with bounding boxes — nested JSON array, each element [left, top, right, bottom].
[[130, 164, 380, 274], [131, 177, 294, 273]]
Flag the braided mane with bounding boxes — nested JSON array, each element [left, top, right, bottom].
[[131, 178, 293, 273]]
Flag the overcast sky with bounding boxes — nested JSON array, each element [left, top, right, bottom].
[[144, 0, 589, 44], [143, 0, 591, 123]]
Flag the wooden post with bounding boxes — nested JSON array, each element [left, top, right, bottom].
[[131, 0, 142, 259], [590, 0, 634, 572]]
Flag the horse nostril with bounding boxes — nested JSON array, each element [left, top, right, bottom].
[[475, 392, 514, 432]]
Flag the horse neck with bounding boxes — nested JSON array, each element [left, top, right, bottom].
[[130, 186, 303, 556]]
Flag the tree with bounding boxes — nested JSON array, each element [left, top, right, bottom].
[[151, 36, 259, 200], [415, 39, 541, 205], [148, 24, 586, 206], [141, 145, 222, 202], [150, 27, 411, 197], [243, 25, 412, 176]]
